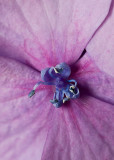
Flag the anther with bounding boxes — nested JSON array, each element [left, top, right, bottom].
[[63, 96, 70, 103], [53, 67, 63, 73], [53, 67, 59, 73], [28, 90, 35, 98], [70, 85, 75, 89]]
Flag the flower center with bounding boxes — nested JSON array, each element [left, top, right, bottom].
[[28, 63, 79, 108]]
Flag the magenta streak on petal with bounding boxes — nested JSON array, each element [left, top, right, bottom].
[[69, 105, 98, 159], [23, 38, 51, 68], [67, 106, 82, 135]]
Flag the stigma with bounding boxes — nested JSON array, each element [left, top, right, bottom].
[[28, 63, 79, 108]]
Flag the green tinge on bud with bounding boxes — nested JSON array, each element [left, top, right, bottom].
[[28, 90, 35, 98]]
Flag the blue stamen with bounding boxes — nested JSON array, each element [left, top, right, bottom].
[[28, 63, 79, 108]]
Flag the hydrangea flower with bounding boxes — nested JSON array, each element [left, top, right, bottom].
[[0, 1, 114, 160]]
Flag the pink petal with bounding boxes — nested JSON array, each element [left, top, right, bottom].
[[0, 57, 54, 160], [0, 55, 114, 160], [41, 100, 114, 160], [0, 0, 111, 70], [86, 2, 114, 76], [72, 54, 114, 104], [41, 55, 114, 160]]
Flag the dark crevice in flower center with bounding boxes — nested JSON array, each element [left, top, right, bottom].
[[28, 63, 79, 108], [79, 49, 86, 60]]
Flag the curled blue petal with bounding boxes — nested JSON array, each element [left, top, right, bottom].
[[48, 67, 60, 79], [68, 79, 77, 87], [55, 63, 71, 78], [69, 87, 80, 99], [50, 99, 62, 108], [72, 88, 80, 98]]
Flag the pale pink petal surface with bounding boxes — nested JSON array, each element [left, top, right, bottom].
[[0, 1, 114, 160], [0, 0, 111, 70], [0, 57, 54, 160], [86, 1, 114, 76]]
